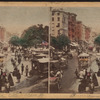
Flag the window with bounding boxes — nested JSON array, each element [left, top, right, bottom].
[[52, 17, 54, 21], [56, 23, 60, 27], [52, 12, 54, 16], [57, 12, 60, 15], [58, 17, 60, 21]]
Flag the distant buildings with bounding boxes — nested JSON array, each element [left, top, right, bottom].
[[68, 13, 77, 41], [50, 8, 93, 44], [0, 26, 12, 45], [75, 21, 82, 41], [0, 26, 6, 42]]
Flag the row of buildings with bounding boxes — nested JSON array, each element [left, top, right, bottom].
[[50, 8, 97, 45]]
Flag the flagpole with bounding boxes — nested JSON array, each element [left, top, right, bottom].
[[48, 7, 52, 93]]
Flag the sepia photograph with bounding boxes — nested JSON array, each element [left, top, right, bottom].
[[0, 6, 49, 93], [0, 2, 100, 99], [50, 7, 100, 94]]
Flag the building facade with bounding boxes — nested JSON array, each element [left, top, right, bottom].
[[75, 21, 82, 42], [51, 8, 92, 44], [81, 24, 86, 42], [0, 26, 6, 42], [68, 13, 77, 41], [51, 9, 69, 37], [85, 27, 91, 42]]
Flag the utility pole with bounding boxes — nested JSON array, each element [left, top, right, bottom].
[[48, 7, 52, 93]]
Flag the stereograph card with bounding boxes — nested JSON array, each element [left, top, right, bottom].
[[0, 2, 99, 99]]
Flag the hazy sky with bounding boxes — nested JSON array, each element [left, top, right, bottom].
[[63, 7, 100, 33], [1, 7, 100, 35], [0, 7, 50, 34]]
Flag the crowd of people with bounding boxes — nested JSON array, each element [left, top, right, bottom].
[[74, 59, 100, 93], [0, 44, 49, 92]]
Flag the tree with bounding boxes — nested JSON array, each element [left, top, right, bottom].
[[51, 34, 70, 50], [9, 36, 20, 46], [94, 35, 100, 45], [20, 24, 49, 47]]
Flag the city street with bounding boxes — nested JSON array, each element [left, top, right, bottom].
[[59, 51, 78, 93], [1, 48, 48, 93], [57, 50, 100, 93]]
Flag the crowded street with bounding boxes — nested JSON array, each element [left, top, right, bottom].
[[59, 51, 78, 93], [50, 43, 100, 93], [0, 45, 49, 93]]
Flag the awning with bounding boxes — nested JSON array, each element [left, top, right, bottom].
[[78, 53, 89, 57], [38, 58, 49, 63], [36, 53, 48, 57]]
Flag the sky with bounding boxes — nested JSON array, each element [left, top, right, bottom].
[[0, 7, 50, 35], [63, 7, 100, 33], [1, 7, 100, 35]]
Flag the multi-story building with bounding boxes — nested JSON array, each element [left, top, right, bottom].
[[89, 31, 97, 44], [51, 9, 69, 37], [51, 8, 77, 42], [0, 26, 6, 42], [81, 24, 86, 42], [85, 27, 91, 42], [68, 13, 77, 41], [75, 21, 82, 42], [5, 32, 12, 43]]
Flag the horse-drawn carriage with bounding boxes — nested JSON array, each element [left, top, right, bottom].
[[37, 57, 49, 78], [78, 53, 90, 70]]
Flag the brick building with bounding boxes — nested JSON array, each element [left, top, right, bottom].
[[85, 27, 91, 42], [0, 26, 6, 42], [75, 21, 82, 41], [68, 13, 77, 41]]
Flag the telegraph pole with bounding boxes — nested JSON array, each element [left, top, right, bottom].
[[48, 7, 52, 93]]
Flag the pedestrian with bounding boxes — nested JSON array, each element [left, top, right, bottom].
[[11, 58, 14, 63], [83, 69, 87, 79], [92, 73, 98, 86], [18, 58, 21, 65], [21, 64, 24, 75], [25, 65, 29, 77], [12, 60, 16, 68], [75, 69, 79, 78], [16, 70, 21, 83], [0, 69, 3, 76], [97, 68, 100, 77], [8, 73, 14, 86]]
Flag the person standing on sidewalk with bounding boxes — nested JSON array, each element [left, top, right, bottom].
[[21, 64, 24, 75], [75, 69, 79, 78], [16, 70, 21, 83], [25, 65, 29, 77]]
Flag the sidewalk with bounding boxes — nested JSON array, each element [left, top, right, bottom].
[[3, 52, 32, 90]]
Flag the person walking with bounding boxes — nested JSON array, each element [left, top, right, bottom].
[[97, 68, 100, 77], [92, 73, 98, 86], [18, 58, 21, 65], [8, 73, 14, 86], [21, 64, 24, 75], [75, 69, 79, 78], [25, 65, 29, 77], [16, 70, 21, 83]]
